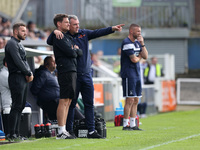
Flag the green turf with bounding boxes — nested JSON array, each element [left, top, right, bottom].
[[1, 109, 200, 150]]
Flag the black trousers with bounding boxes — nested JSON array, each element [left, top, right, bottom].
[[137, 102, 147, 115], [8, 73, 28, 136], [38, 100, 58, 121]]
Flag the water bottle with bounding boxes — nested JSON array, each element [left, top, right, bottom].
[[34, 124, 41, 138], [51, 128, 56, 137], [40, 124, 45, 137], [135, 115, 139, 127], [73, 120, 79, 137], [45, 123, 52, 137], [95, 118, 104, 138], [96, 121, 104, 137], [103, 120, 107, 138]]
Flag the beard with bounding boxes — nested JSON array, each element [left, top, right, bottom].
[[17, 34, 25, 40], [133, 35, 138, 39]]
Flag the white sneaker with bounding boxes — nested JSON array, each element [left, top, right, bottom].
[[56, 130, 75, 139]]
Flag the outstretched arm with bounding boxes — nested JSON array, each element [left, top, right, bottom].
[[86, 24, 124, 40], [112, 24, 125, 32]]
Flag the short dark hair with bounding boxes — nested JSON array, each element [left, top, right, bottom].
[[53, 14, 68, 27], [13, 22, 26, 31], [44, 56, 53, 67], [129, 23, 140, 31]]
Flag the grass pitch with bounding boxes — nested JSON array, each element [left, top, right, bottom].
[[1, 109, 200, 150]]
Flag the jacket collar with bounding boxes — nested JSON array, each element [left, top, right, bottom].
[[67, 29, 81, 37], [11, 36, 20, 43]]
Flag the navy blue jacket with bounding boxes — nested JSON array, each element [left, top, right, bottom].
[[30, 65, 59, 102], [47, 27, 114, 74]]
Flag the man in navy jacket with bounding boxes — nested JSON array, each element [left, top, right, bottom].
[[31, 56, 85, 122], [31, 56, 59, 121], [47, 15, 124, 138]]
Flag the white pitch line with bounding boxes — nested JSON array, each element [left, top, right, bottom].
[[140, 133, 200, 150], [57, 139, 111, 149]]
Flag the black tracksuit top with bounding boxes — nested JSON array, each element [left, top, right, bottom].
[[5, 36, 32, 76], [52, 32, 78, 74]]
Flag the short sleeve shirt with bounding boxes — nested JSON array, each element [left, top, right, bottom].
[[120, 37, 142, 78]]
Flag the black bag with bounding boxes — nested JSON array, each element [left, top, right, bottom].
[[73, 118, 106, 138]]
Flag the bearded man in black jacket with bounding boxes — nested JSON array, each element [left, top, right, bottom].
[[5, 23, 33, 141]]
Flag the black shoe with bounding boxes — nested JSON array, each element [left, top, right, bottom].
[[7, 134, 21, 142], [56, 131, 75, 139], [68, 130, 77, 139], [6, 134, 10, 140], [122, 126, 133, 131], [130, 126, 143, 131], [18, 135, 28, 140], [87, 131, 104, 139]]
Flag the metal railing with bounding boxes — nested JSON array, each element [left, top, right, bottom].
[[0, 0, 194, 29], [76, 0, 194, 29], [177, 78, 200, 105]]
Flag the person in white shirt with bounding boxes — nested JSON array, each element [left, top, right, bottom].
[[0, 58, 12, 112], [144, 57, 164, 84], [0, 58, 12, 136]]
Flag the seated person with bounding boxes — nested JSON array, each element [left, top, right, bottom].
[[31, 56, 84, 122], [0, 58, 12, 112], [0, 58, 12, 134], [31, 56, 58, 121]]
